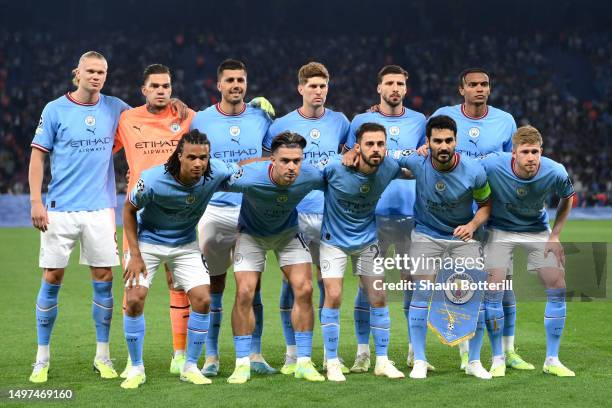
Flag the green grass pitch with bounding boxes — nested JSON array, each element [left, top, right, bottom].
[[0, 220, 611, 407]]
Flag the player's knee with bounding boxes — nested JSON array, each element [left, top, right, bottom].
[[547, 274, 566, 289], [188, 291, 211, 313], [235, 284, 255, 307], [292, 280, 313, 305], [367, 292, 386, 308], [90, 267, 113, 282], [43, 268, 64, 285], [325, 287, 342, 308], [125, 295, 145, 316]]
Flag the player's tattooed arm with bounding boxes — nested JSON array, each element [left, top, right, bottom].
[[169, 98, 189, 122], [123, 201, 147, 288], [29, 148, 49, 232], [545, 196, 573, 267]]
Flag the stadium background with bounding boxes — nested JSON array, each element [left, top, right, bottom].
[[0, 0, 610, 406]]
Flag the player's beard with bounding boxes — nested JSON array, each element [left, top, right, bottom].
[[433, 149, 453, 165], [226, 89, 245, 105], [362, 151, 383, 168], [383, 94, 403, 108]]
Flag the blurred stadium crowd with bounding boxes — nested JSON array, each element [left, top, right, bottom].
[[0, 27, 610, 206]]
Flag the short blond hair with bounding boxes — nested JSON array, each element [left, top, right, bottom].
[[71, 51, 107, 87], [298, 62, 329, 85], [512, 125, 543, 149]]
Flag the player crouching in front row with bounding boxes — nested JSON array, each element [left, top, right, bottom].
[[121, 130, 238, 389], [478, 125, 575, 377], [224, 132, 326, 383]]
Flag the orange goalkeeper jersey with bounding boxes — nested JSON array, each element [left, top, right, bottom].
[[115, 104, 195, 253], [114, 105, 195, 194]]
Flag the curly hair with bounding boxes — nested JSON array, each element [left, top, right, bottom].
[[165, 129, 212, 180]]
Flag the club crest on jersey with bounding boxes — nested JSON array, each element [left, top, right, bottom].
[[276, 194, 288, 203], [310, 129, 321, 139], [85, 115, 96, 126], [359, 184, 371, 194], [389, 126, 400, 136], [444, 272, 476, 305], [468, 127, 480, 138], [516, 186, 528, 197], [229, 125, 241, 137], [435, 181, 446, 192], [186, 194, 196, 205], [170, 123, 181, 133]]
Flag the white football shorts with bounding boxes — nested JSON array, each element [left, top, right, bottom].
[[197, 204, 240, 276], [319, 241, 382, 279], [298, 212, 323, 266], [39, 208, 119, 268], [233, 229, 312, 273], [408, 230, 483, 276], [484, 228, 562, 273], [124, 241, 210, 292]]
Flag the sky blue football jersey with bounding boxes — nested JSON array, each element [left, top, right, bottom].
[[481, 152, 575, 232], [346, 108, 426, 217], [264, 108, 349, 215], [190, 103, 271, 207], [395, 151, 490, 240], [227, 161, 324, 237], [129, 159, 236, 246], [432, 104, 516, 158], [321, 158, 402, 250], [31, 93, 129, 211]]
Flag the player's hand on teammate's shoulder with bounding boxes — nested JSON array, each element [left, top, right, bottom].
[[544, 235, 565, 268], [249, 96, 276, 120], [342, 148, 360, 168], [400, 168, 414, 179], [124, 253, 147, 289], [367, 104, 380, 113], [453, 223, 475, 242], [416, 144, 429, 157], [169, 98, 189, 122], [30, 201, 49, 232]]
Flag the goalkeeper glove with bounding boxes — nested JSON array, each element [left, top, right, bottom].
[[249, 96, 276, 120]]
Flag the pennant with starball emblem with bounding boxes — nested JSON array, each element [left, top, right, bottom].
[[427, 266, 487, 346]]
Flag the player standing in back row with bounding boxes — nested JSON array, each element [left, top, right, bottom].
[[344, 65, 428, 373], [264, 62, 350, 374], [114, 64, 195, 377], [429, 68, 530, 371], [190, 59, 275, 376]]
